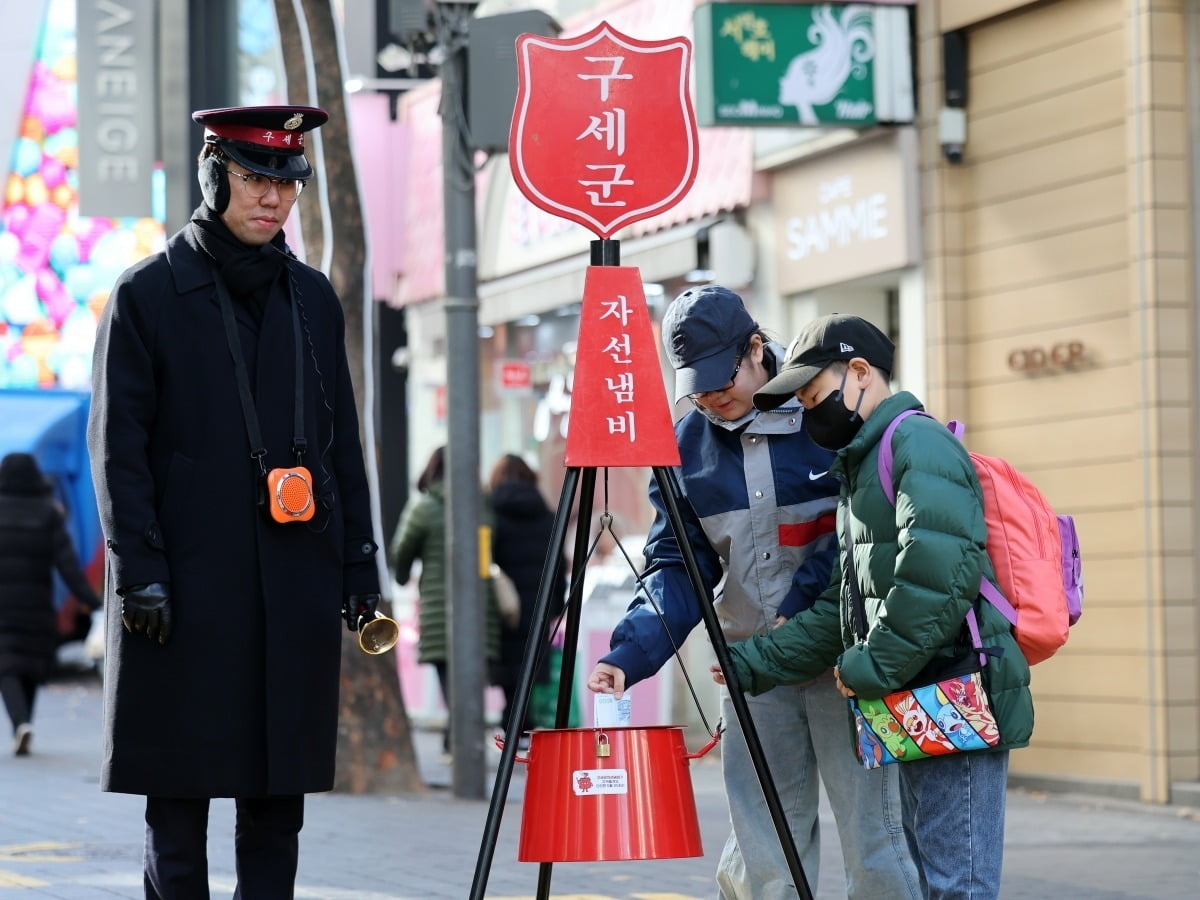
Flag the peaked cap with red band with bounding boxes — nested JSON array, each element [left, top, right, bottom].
[[192, 105, 328, 181]]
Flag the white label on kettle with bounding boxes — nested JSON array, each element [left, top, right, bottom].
[[572, 768, 628, 795]]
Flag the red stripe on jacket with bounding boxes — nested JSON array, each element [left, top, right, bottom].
[[779, 512, 836, 547]]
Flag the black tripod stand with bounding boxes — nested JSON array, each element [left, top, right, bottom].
[[469, 240, 812, 900]]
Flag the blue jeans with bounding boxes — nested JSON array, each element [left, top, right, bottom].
[[717, 673, 920, 899], [899, 749, 1009, 899]]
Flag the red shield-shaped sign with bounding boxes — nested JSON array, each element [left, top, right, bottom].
[[509, 21, 699, 239]]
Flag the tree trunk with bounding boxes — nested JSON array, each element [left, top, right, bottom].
[[274, 0, 423, 794]]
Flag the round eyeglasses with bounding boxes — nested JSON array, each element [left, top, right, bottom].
[[687, 343, 748, 402], [226, 167, 306, 200]]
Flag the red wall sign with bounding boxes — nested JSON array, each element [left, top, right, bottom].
[[434, 384, 447, 421], [499, 360, 533, 390], [509, 21, 700, 239], [565, 266, 680, 467]]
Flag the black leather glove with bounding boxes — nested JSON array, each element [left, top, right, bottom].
[[342, 593, 380, 632], [120, 583, 172, 645]]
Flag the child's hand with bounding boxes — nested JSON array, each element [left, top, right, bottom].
[[710, 663, 726, 686], [834, 666, 856, 698], [586, 662, 626, 698]]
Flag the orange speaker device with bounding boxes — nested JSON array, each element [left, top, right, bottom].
[[266, 466, 315, 523]]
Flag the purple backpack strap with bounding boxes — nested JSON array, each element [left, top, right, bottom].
[[877, 409, 933, 504], [878, 409, 997, 667], [965, 609, 987, 668], [979, 578, 1016, 626]]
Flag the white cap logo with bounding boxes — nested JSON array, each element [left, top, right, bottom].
[[839, 342, 854, 352]]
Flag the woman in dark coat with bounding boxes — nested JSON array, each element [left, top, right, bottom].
[[488, 454, 565, 741], [390, 446, 501, 755], [0, 452, 101, 756], [390, 447, 452, 729]]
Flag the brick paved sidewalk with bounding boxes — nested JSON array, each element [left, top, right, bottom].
[[2, 678, 1199, 898]]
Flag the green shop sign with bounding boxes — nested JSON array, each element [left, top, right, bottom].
[[694, 3, 914, 127]]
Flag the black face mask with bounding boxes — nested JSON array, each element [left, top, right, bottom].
[[804, 370, 865, 450]]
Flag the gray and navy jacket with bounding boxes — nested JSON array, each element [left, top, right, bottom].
[[602, 343, 840, 687]]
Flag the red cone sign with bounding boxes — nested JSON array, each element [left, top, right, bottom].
[[565, 266, 681, 467]]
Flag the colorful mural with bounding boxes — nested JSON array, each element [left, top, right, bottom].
[[0, 0, 165, 390]]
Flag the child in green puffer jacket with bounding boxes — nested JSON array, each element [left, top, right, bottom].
[[717, 313, 1033, 900]]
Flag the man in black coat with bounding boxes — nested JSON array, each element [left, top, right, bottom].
[[87, 105, 382, 899]]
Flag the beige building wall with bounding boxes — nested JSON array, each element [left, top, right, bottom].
[[919, 0, 1199, 801]]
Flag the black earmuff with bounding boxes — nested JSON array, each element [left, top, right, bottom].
[[198, 155, 230, 213]]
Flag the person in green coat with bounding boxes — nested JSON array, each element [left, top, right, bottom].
[[716, 314, 1034, 900], [390, 446, 499, 756]]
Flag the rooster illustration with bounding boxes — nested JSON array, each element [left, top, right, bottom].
[[778, 4, 875, 125]]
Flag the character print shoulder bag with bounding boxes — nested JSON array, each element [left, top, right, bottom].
[[842, 502, 1001, 769]]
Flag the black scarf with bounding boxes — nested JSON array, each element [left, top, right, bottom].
[[190, 204, 289, 323]]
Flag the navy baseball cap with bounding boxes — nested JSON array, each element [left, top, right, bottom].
[[754, 314, 894, 411], [661, 286, 758, 402], [192, 105, 327, 180]]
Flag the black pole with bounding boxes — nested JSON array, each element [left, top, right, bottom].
[[439, 0, 485, 800], [469, 468, 582, 900], [591, 238, 620, 266], [531, 465, 596, 899], [553, 466, 596, 729]]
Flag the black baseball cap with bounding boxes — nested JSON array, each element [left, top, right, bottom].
[[192, 105, 327, 181], [661, 286, 759, 402], [753, 314, 894, 411]]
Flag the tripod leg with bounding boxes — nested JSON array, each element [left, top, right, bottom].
[[469, 467, 583, 900], [553, 466, 596, 728], [652, 466, 814, 900], [535, 466, 596, 899]]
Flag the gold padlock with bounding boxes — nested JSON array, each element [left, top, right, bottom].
[[595, 732, 611, 758]]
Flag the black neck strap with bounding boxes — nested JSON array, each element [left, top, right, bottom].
[[214, 272, 306, 475]]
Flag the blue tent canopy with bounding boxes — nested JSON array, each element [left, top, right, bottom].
[[0, 388, 102, 604]]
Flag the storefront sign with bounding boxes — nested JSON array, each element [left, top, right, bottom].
[[509, 21, 699, 238], [693, 2, 913, 127], [434, 384, 447, 422], [76, 0, 156, 218], [1007, 342, 1087, 374], [499, 360, 533, 390], [774, 132, 918, 294]]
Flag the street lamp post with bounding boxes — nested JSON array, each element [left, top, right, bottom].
[[438, 0, 485, 800]]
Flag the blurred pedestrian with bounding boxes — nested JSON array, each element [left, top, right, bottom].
[[587, 286, 919, 899], [0, 452, 101, 757], [87, 105, 381, 898], [719, 313, 1034, 899], [487, 453, 565, 744], [390, 446, 500, 757]]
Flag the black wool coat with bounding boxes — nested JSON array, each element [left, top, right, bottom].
[[0, 493, 100, 681], [490, 481, 565, 676], [87, 223, 379, 798]]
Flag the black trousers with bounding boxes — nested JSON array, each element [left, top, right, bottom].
[[143, 794, 304, 899], [0, 673, 36, 732], [433, 660, 450, 753]]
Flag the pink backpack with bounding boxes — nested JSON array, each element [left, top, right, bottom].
[[878, 410, 1083, 665]]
